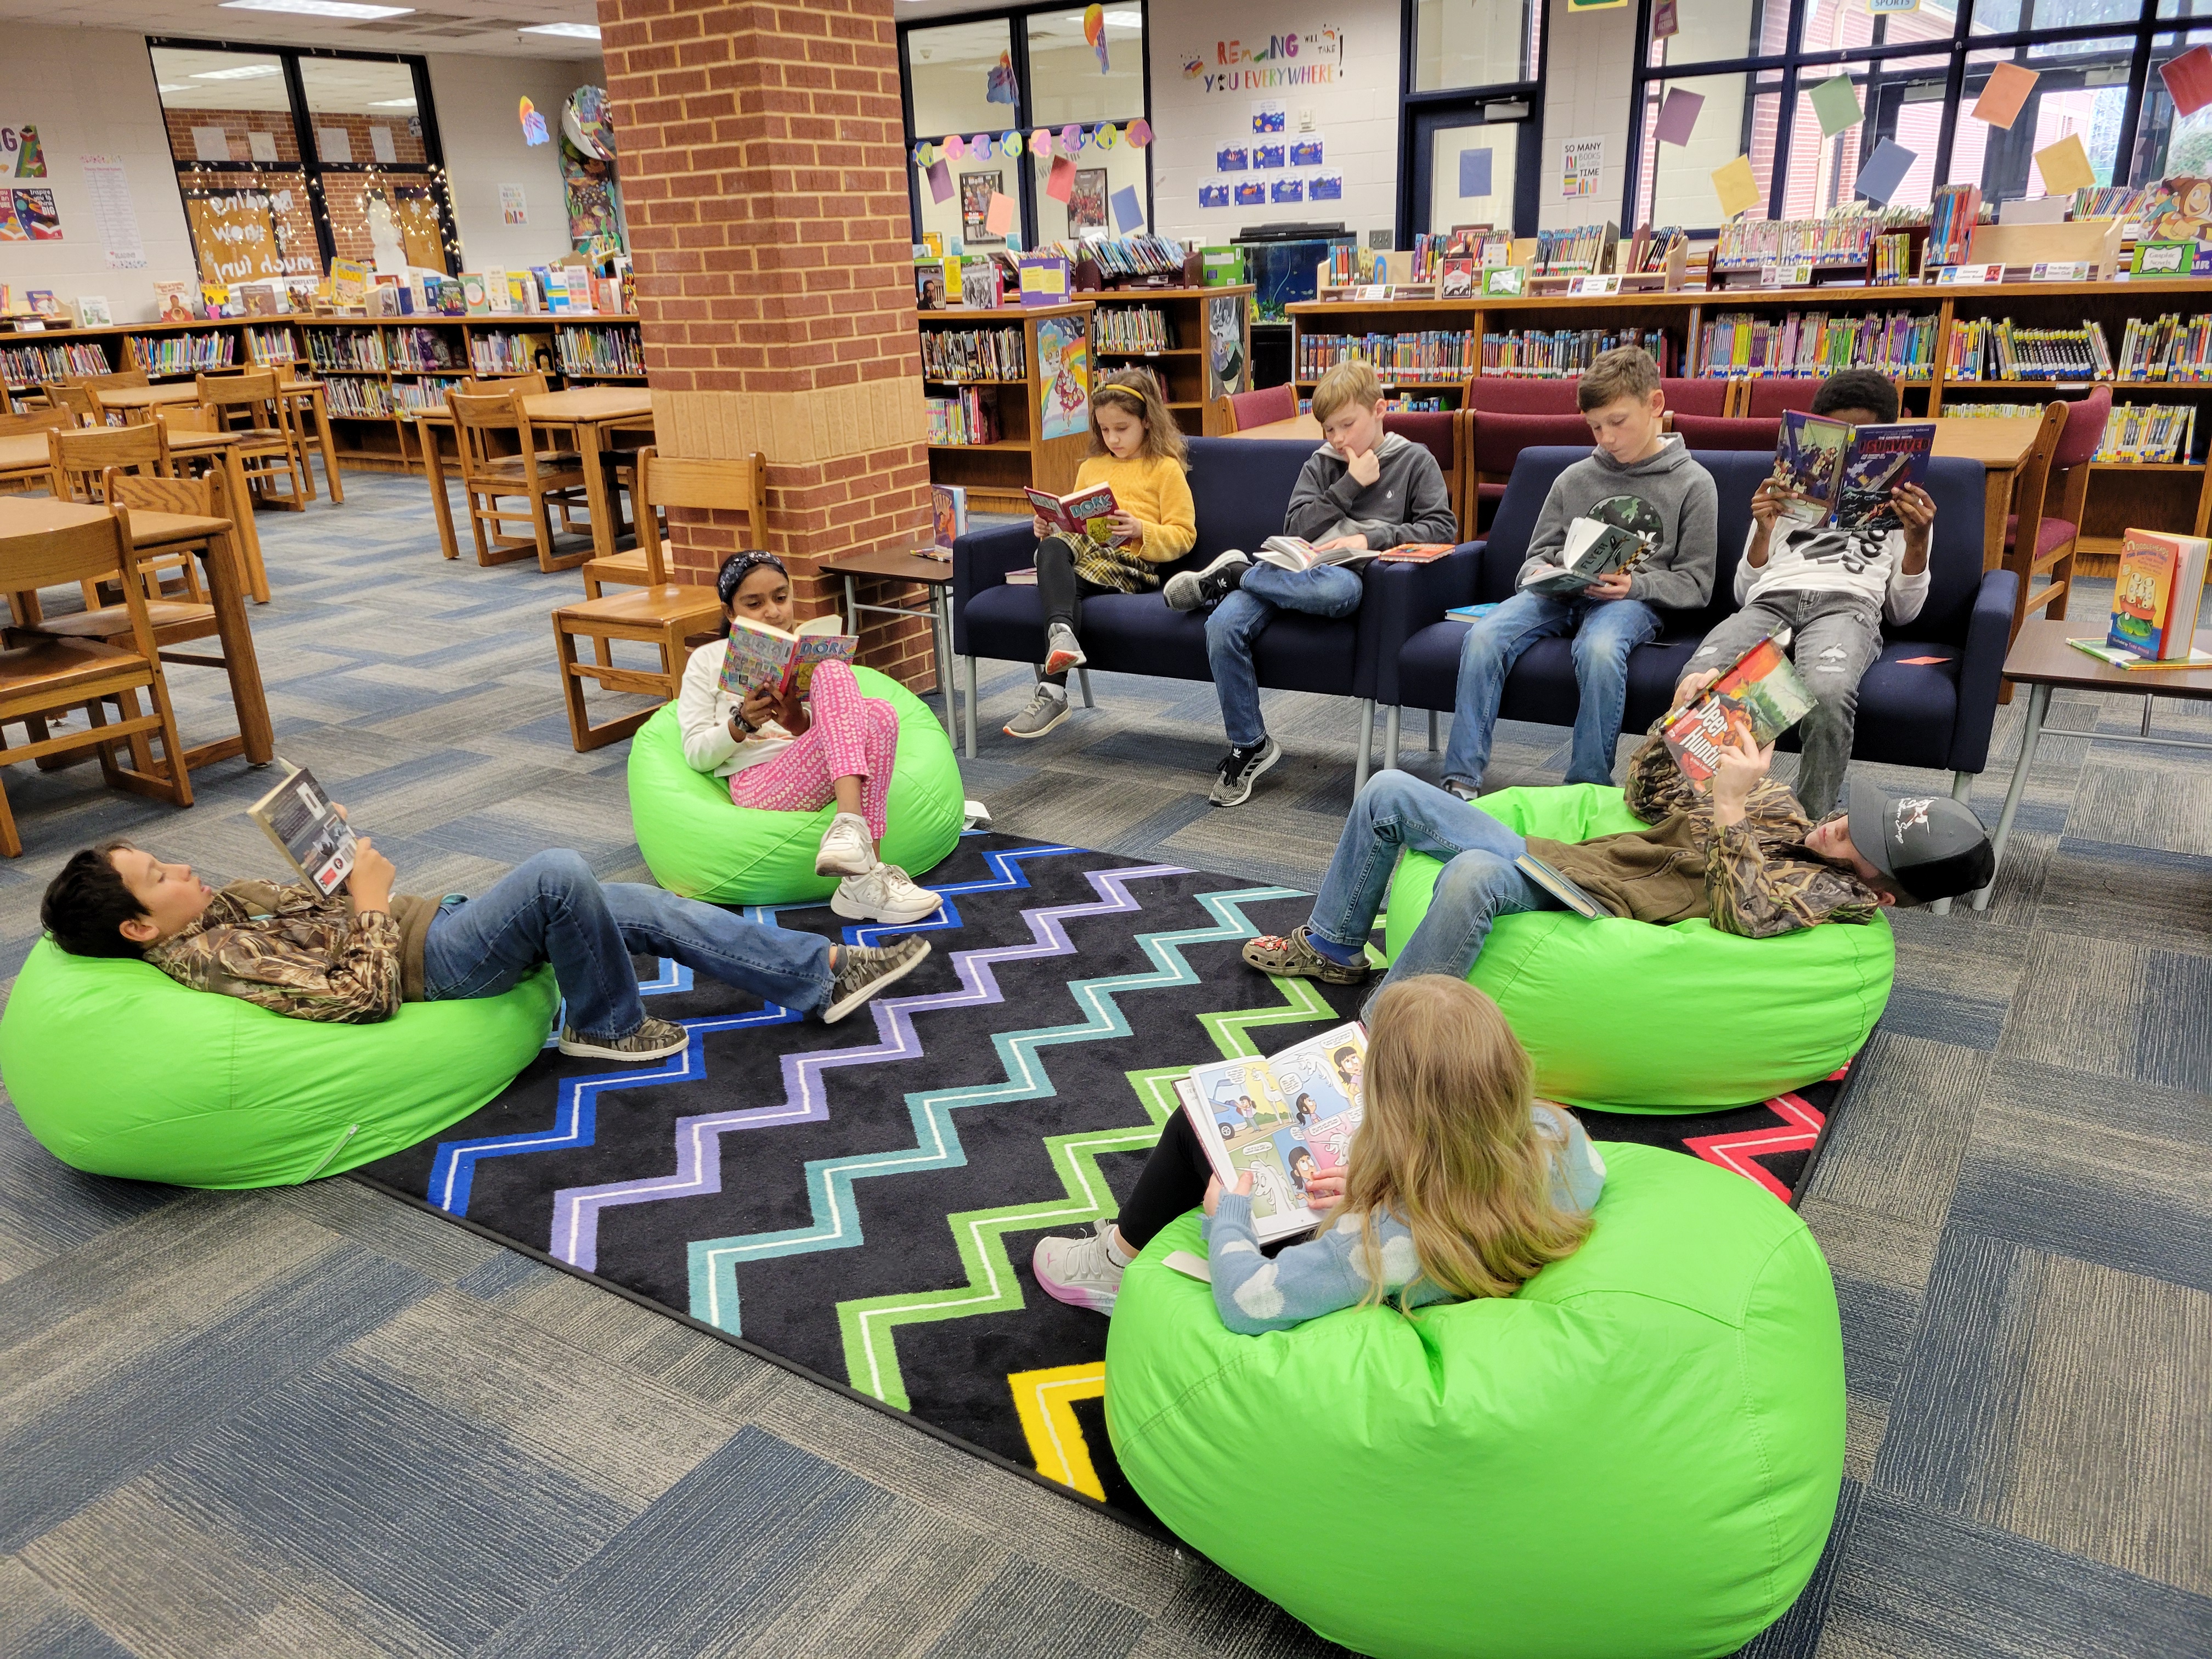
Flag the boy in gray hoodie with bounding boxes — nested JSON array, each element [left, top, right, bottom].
[[1165, 360, 1458, 807], [1443, 345, 1717, 795]]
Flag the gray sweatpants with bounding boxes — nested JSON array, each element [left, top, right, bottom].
[[1685, 588, 1883, 821]]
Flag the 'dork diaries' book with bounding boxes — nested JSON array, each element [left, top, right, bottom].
[[1661, 631, 1815, 785], [1025, 481, 1134, 546], [249, 761, 357, 899], [2107, 528, 2210, 659], [1525, 515, 1653, 595], [718, 613, 859, 701], [1176, 1022, 1368, 1245], [1773, 413, 1934, 531]]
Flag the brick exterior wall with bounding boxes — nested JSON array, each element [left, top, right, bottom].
[[598, 0, 939, 691]]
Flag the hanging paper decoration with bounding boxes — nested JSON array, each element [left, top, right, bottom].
[[1001, 130, 1023, 157], [1060, 123, 1082, 153], [969, 135, 990, 159], [1125, 117, 1153, 148], [1097, 123, 1119, 150], [562, 84, 617, 160], [945, 134, 966, 160], [518, 95, 550, 146], [986, 49, 1019, 106], [913, 140, 934, 167], [1084, 3, 1109, 72], [1030, 128, 1054, 157]]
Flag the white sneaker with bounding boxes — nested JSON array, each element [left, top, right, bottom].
[[1032, 1219, 1127, 1314], [832, 862, 944, 924], [815, 812, 876, 878]]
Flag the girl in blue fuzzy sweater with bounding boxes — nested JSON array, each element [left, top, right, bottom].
[[1034, 976, 1606, 1331]]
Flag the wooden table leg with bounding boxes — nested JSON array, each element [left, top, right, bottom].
[[192, 524, 273, 767], [576, 417, 618, 565], [423, 419, 460, 561], [221, 447, 271, 603], [1981, 466, 2011, 574], [308, 387, 343, 504]]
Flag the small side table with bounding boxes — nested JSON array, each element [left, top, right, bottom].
[[1979, 619, 2212, 910], [816, 548, 959, 738]]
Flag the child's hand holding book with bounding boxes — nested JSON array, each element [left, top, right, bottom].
[[1707, 726, 1776, 824]]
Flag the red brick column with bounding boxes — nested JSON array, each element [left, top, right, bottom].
[[599, 0, 938, 689]]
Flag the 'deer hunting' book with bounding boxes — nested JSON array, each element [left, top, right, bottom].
[[1661, 631, 1816, 786], [1772, 412, 1935, 532], [717, 613, 860, 702], [1025, 481, 1135, 548], [1176, 1022, 1368, 1245], [248, 760, 357, 899]]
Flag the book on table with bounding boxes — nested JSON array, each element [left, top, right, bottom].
[[1025, 481, 1135, 548], [930, 483, 967, 555], [1661, 630, 1815, 786], [2107, 528, 2210, 660], [1771, 413, 1935, 531], [1175, 1021, 1368, 1245], [248, 761, 357, 899], [717, 613, 859, 702], [1522, 516, 1655, 595], [2065, 636, 2212, 670]]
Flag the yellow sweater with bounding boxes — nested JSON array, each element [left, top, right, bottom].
[[1075, 452, 1197, 564]]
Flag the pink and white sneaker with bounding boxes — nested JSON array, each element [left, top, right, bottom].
[[1032, 1220, 1126, 1314]]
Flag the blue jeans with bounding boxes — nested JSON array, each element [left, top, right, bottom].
[[1444, 589, 1661, 789], [1205, 563, 1365, 747], [420, 850, 836, 1039], [1308, 772, 1557, 1001]]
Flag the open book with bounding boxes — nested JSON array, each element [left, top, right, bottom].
[[1026, 482, 1135, 548], [1524, 515, 1655, 596], [1773, 413, 1935, 532], [1660, 631, 1815, 786], [718, 612, 859, 701], [1175, 1022, 1367, 1245], [1247, 535, 1380, 573], [249, 761, 357, 899]]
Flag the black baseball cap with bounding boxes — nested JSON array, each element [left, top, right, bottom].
[[1844, 777, 1996, 904]]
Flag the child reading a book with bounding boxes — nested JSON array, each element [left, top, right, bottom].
[[1675, 369, 1937, 819], [1445, 346, 1718, 796], [678, 551, 942, 926], [1238, 702, 1994, 1007], [1163, 360, 1458, 808], [1031, 976, 1606, 1328], [1003, 369, 1197, 740]]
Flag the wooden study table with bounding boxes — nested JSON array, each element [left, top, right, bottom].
[[1233, 408, 2044, 571], [0, 495, 274, 771], [817, 548, 959, 740], [92, 372, 343, 503], [408, 386, 653, 566]]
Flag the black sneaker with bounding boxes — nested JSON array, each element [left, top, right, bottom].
[[1163, 551, 1252, 612], [822, 935, 932, 1024], [1209, 736, 1282, 807]]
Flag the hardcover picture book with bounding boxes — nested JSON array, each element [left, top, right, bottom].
[[2107, 528, 2210, 659], [1176, 1022, 1368, 1245], [1514, 853, 1614, 920], [930, 483, 967, 553], [1025, 481, 1131, 546], [1661, 631, 1816, 785], [717, 612, 859, 702], [1773, 413, 1935, 531], [1524, 515, 1654, 595], [248, 761, 357, 899]]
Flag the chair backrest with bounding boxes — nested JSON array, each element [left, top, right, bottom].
[[2051, 382, 2109, 470], [1741, 380, 1826, 419], [2004, 399, 2070, 588], [198, 366, 280, 413], [157, 405, 221, 436], [0, 407, 77, 437], [1469, 410, 1593, 475], [104, 468, 217, 517], [1660, 377, 1731, 418], [635, 447, 766, 586], [1383, 409, 1462, 537], [1671, 413, 1782, 452], [47, 383, 99, 425], [471, 370, 552, 397], [445, 386, 533, 482], [0, 505, 147, 615], [1464, 380, 1580, 415], [1186, 436, 1313, 565], [49, 421, 167, 502], [1224, 382, 1297, 431]]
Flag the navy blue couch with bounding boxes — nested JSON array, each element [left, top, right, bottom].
[[1370, 448, 2018, 789], [951, 435, 1423, 783]]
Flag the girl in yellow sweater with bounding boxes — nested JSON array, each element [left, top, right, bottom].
[[1005, 369, 1197, 739]]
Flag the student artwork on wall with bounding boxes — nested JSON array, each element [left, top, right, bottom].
[[1234, 180, 1267, 206], [1254, 142, 1286, 169], [1309, 172, 1343, 201], [1037, 314, 1090, 441], [1206, 292, 1244, 400], [961, 171, 1003, 246], [1069, 167, 1108, 234], [1, 123, 47, 178], [1216, 144, 1250, 171], [1199, 181, 1231, 208], [1290, 136, 1324, 167], [1270, 178, 1304, 204], [1252, 100, 1286, 133]]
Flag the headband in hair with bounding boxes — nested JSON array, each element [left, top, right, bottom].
[[716, 550, 787, 606]]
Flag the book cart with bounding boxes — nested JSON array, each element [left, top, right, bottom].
[[917, 300, 1096, 514], [1288, 275, 2212, 569], [1085, 286, 1255, 438], [0, 315, 647, 473]]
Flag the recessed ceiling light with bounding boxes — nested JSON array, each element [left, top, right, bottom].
[[190, 61, 286, 78], [219, 0, 416, 18], [368, 97, 417, 107], [520, 21, 600, 37]]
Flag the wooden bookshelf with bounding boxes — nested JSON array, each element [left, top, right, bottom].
[[1086, 286, 1254, 437], [918, 301, 1096, 513], [0, 314, 647, 471]]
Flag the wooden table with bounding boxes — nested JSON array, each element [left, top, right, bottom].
[[0, 496, 274, 771], [1234, 408, 2044, 570], [817, 548, 958, 743], [1977, 619, 2212, 910], [409, 387, 653, 567]]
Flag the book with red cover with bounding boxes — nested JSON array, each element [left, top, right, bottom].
[[1661, 631, 1815, 785]]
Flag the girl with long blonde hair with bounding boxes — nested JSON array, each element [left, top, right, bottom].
[[1032, 975, 1604, 1328]]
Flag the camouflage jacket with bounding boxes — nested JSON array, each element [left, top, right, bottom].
[[145, 880, 437, 1023]]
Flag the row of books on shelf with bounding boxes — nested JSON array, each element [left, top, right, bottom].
[[469, 332, 550, 375], [2115, 314, 2212, 382], [554, 324, 644, 376], [1925, 185, 1983, 269], [304, 327, 388, 373], [1950, 398, 2199, 465], [320, 376, 397, 418], [1483, 327, 1673, 379], [132, 332, 236, 375], [926, 387, 1002, 445], [1094, 306, 1172, 353], [1297, 330, 1479, 383], [1711, 217, 1884, 270], [1047, 234, 1190, 279], [1948, 318, 2109, 381], [1531, 224, 1618, 275], [1695, 311, 1937, 378], [0, 339, 110, 390], [921, 325, 1026, 383]]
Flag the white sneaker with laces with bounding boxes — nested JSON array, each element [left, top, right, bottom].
[[815, 811, 876, 877], [832, 862, 944, 924], [1032, 1219, 1127, 1314]]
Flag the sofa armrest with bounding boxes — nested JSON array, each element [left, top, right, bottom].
[[1948, 568, 2019, 776], [1367, 543, 1485, 704], [952, 522, 1040, 654]]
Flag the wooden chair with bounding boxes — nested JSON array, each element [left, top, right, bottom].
[[551, 449, 733, 751], [0, 408, 78, 437], [580, 444, 762, 599], [196, 368, 309, 511], [275, 370, 345, 506], [1997, 399, 2073, 640], [48, 369, 149, 427], [2006, 385, 2108, 628], [447, 387, 592, 572], [49, 421, 172, 503], [0, 506, 193, 855], [26, 470, 220, 650], [1466, 410, 1598, 532], [1221, 383, 1299, 432]]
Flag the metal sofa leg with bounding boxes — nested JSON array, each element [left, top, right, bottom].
[[1933, 769, 1974, 916], [1353, 699, 1373, 793], [1077, 666, 1094, 709], [964, 656, 978, 759], [1428, 709, 1439, 752], [1384, 706, 1401, 773]]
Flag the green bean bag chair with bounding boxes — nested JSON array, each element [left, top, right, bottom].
[[1383, 783, 1892, 1111], [0, 940, 557, 1189], [627, 664, 966, 905], [1105, 1142, 1844, 1659]]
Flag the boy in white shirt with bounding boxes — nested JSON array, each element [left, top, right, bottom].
[[1675, 369, 1937, 820]]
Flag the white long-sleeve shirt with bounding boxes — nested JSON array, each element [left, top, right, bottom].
[[1736, 520, 1930, 625], [676, 637, 794, 778]]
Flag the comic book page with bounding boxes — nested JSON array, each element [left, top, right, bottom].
[[1772, 411, 1850, 526], [1835, 422, 1934, 533], [1180, 1022, 1367, 1245]]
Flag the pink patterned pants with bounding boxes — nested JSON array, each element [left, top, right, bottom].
[[728, 658, 899, 841]]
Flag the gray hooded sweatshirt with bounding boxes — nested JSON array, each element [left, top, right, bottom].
[[1517, 435, 1718, 612], [1284, 431, 1459, 550]]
